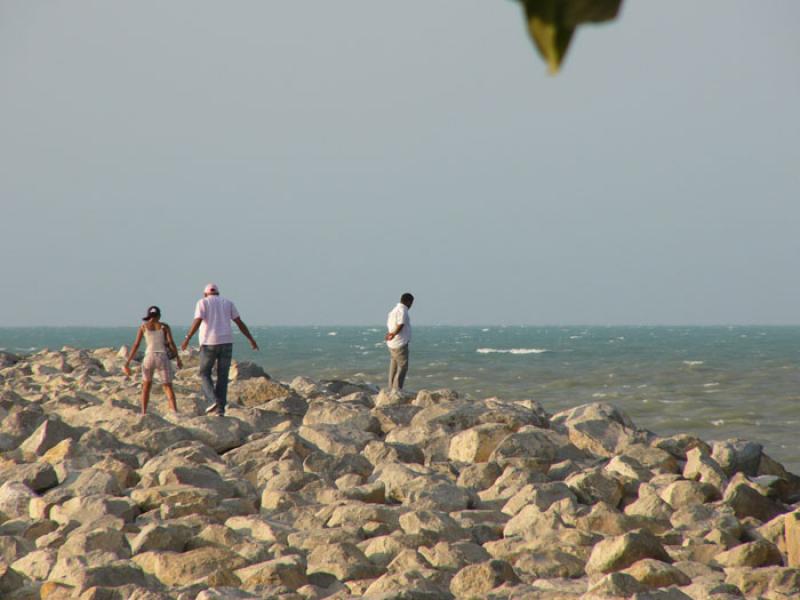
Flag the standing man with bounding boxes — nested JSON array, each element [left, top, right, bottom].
[[181, 283, 259, 416], [385, 293, 414, 391]]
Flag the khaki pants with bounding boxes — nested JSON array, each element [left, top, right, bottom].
[[388, 345, 409, 390]]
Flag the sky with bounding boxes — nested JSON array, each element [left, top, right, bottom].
[[1, 1, 799, 326]]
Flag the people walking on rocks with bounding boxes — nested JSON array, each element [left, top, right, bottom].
[[181, 283, 259, 416], [385, 292, 414, 391], [123, 306, 182, 415]]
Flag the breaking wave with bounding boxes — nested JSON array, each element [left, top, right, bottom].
[[476, 348, 549, 355]]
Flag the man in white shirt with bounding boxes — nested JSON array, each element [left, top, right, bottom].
[[385, 293, 414, 391], [181, 283, 259, 416]]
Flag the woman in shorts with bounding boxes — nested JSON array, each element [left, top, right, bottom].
[[123, 306, 182, 414]]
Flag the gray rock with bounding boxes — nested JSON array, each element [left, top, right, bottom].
[[711, 439, 763, 477]]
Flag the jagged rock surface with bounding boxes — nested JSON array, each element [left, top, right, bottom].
[[0, 347, 798, 598]]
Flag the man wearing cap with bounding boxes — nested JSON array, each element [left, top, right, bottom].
[[181, 283, 259, 416], [385, 292, 414, 391]]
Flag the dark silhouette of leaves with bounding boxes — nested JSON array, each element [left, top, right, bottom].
[[521, 0, 623, 73]]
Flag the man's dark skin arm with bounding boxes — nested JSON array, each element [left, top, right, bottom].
[[181, 318, 203, 351], [234, 317, 259, 350]]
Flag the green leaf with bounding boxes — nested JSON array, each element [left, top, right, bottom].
[[521, 0, 623, 74]]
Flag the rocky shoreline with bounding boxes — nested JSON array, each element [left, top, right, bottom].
[[0, 347, 799, 599]]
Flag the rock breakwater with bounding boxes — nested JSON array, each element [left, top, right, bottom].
[[0, 347, 799, 599]]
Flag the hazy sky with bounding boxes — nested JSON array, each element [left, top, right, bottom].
[[1, 1, 799, 326]]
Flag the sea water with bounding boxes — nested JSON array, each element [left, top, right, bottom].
[[2, 326, 799, 472]]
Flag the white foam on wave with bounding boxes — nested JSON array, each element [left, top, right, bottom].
[[703, 382, 719, 387], [327, 332, 338, 336], [481, 328, 490, 332], [683, 360, 704, 366], [476, 348, 549, 355], [569, 335, 582, 339], [711, 419, 725, 426]]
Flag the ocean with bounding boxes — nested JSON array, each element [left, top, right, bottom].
[[2, 325, 799, 473]]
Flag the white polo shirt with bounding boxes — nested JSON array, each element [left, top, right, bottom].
[[386, 303, 411, 349], [194, 295, 240, 346]]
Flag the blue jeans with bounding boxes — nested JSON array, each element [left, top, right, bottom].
[[199, 343, 233, 413]]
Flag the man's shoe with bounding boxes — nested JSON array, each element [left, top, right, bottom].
[[205, 402, 219, 415]]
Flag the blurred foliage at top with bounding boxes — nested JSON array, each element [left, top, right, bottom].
[[520, 0, 623, 73]]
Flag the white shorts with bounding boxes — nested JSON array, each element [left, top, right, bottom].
[[141, 353, 173, 383]]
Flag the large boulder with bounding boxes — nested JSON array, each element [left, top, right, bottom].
[[229, 361, 269, 381], [0, 564, 26, 596], [566, 467, 624, 507], [306, 542, 382, 583], [50, 494, 139, 525], [714, 540, 784, 568], [786, 510, 800, 568], [235, 555, 308, 591], [419, 541, 491, 572], [19, 416, 83, 456], [684, 446, 728, 490], [0, 461, 59, 493], [179, 416, 253, 453], [131, 523, 194, 554], [711, 439, 763, 477], [551, 402, 649, 457], [502, 482, 577, 516], [411, 398, 547, 434], [229, 378, 296, 408], [11, 548, 57, 580], [620, 558, 691, 589], [157, 465, 237, 498], [0, 481, 37, 519], [723, 475, 785, 523], [448, 423, 515, 464], [58, 527, 131, 561], [399, 510, 469, 544], [487, 426, 560, 472], [0, 402, 47, 452], [449, 559, 520, 598], [303, 401, 381, 434], [585, 530, 672, 575], [298, 424, 376, 455], [133, 546, 247, 587]]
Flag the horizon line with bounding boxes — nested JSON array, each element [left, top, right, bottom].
[[3, 323, 800, 329]]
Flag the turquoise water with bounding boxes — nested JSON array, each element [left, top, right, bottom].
[[2, 326, 799, 473]]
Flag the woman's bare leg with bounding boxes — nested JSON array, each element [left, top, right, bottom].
[[163, 384, 178, 412], [141, 380, 153, 414]]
